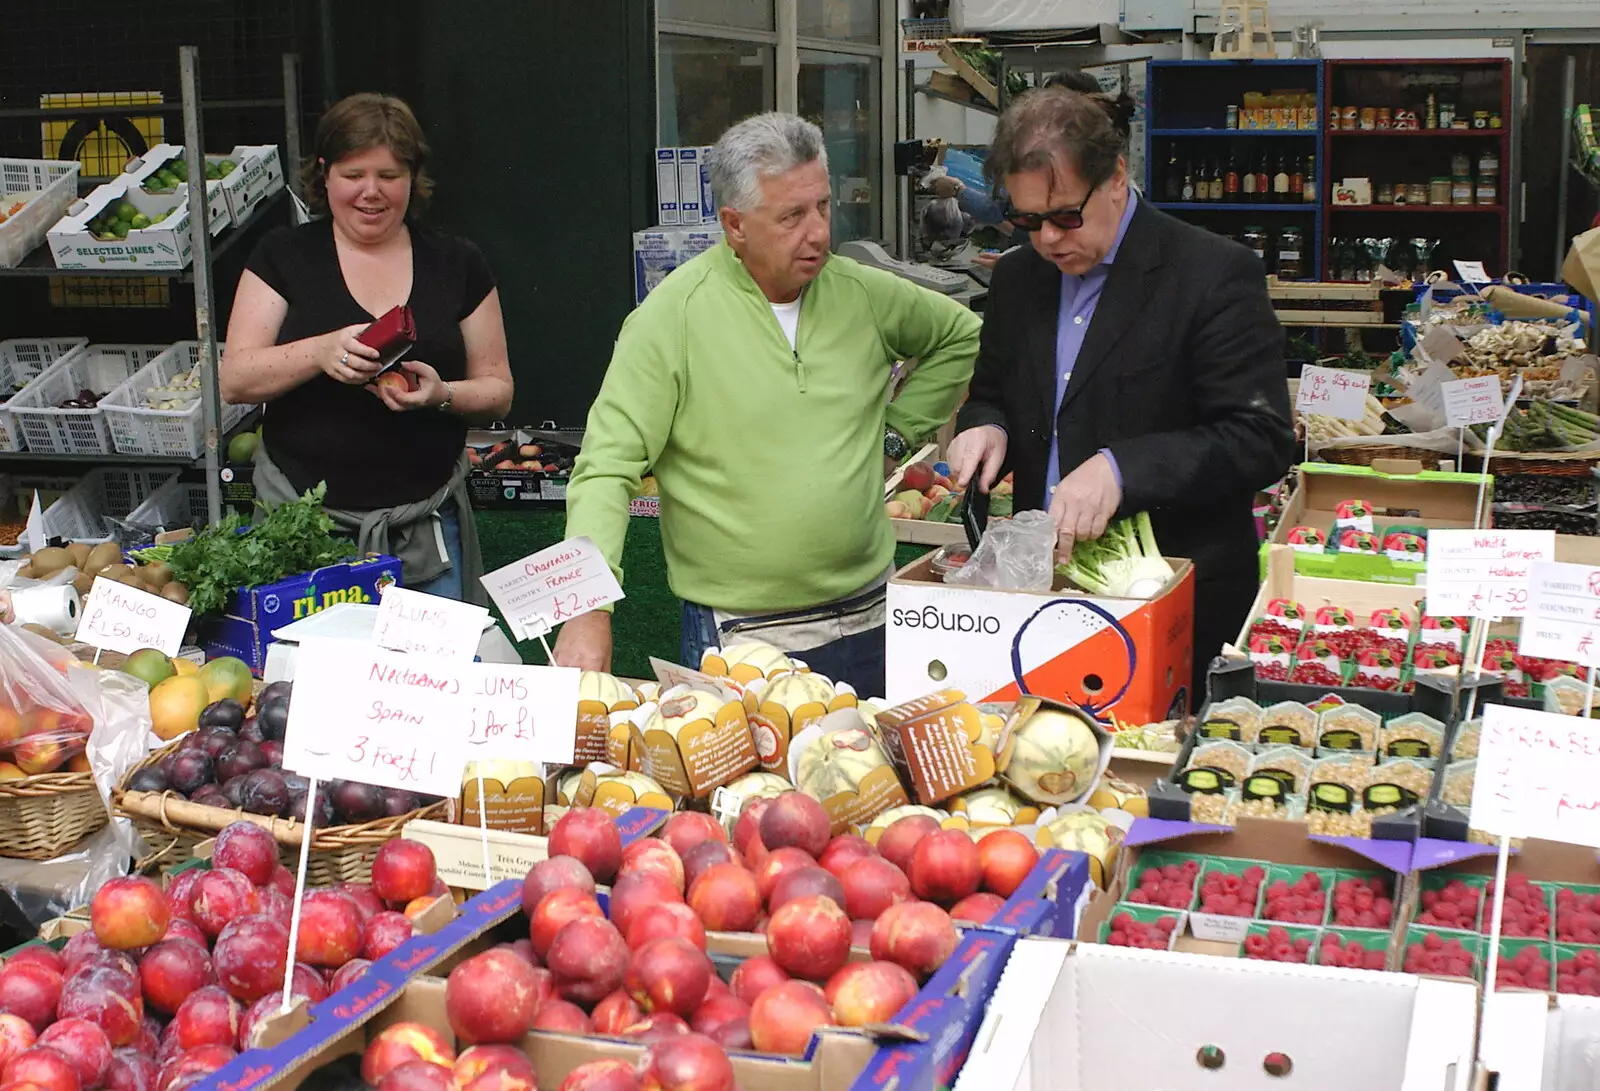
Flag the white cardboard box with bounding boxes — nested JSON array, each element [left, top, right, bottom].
[[228, 143, 285, 223], [632, 224, 724, 304], [1482, 990, 1600, 1091], [956, 940, 1479, 1091], [655, 148, 680, 226], [47, 176, 196, 271], [676, 146, 715, 224], [125, 144, 235, 232]]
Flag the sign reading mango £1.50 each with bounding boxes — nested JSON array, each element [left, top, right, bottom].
[[77, 577, 192, 657]]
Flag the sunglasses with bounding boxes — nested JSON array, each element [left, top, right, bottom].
[[1004, 180, 1099, 233]]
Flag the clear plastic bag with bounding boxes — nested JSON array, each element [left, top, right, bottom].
[[946, 510, 1056, 591], [0, 624, 95, 773]]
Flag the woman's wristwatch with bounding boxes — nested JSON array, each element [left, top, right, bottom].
[[437, 382, 455, 412]]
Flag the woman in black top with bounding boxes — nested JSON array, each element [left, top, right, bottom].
[[221, 94, 513, 602]]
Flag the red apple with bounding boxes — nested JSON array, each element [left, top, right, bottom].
[[687, 866, 761, 933], [90, 879, 169, 951], [977, 830, 1039, 898], [950, 892, 1005, 924], [4, 1047, 82, 1091], [530, 889, 603, 960], [292, 891, 363, 968], [370, 840, 438, 905], [452, 1045, 537, 1091], [361, 1022, 456, 1086], [680, 843, 736, 894], [557, 1060, 640, 1091], [328, 960, 372, 993], [548, 809, 622, 884], [625, 903, 707, 953], [58, 966, 142, 1047], [768, 867, 845, 913], [189, 871, 259, 939], [520, 856, 596, 920], [548, 918, 630, 1007], [749, 980, 833, 1056], [824, 961, 918, 1026], [165, 872, 202, 927], [212, 916, 289, 1003], [658, 813, 726, 861], [444, 949, 542, 1045], [728, 956, 788, 1007], [870, 901, 958, 980], [103, 1050, 156, 1091], [909, 831, 982, 906], [158, 1044, 235, 1091], [758, 793, 829, 858], [161, 920, 207, 947], [0, 963, 63, 1032], [609, 872, 684, 941], [765, 896, 851, 982], [592, 990, 645, 1035], [841, 857, 911, 922], [136, 941, 215, 1016], [0, 1014, 35, 1068], [732, 799, 772, 864], [3, 950, 60, 978], [170, 986, 238, 1051], [876, 816, 939, 875], [637, 1032, 735, 1091], [60, 934, 105, 978], [755, 848, 815, 905], [689, 994, 749, 1038], [211, 823, 280, 887], [335, 884, 385, 926]]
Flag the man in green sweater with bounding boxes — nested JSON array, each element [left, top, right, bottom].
[[555, 112, 980, 696]]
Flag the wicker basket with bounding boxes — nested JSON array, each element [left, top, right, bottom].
[[1319, 443, 1446, 470], [1466, 451, 1600, 477], [115, 742, 453, 885], [0, 771, 109, 860]]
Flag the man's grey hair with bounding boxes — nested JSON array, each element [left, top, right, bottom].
[[711, 112, 829, 213]]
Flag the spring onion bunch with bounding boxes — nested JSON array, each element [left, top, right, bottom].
[[1056, 512, 1174, 599]]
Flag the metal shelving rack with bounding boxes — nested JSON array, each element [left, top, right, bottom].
[[0, 46, 302, 528]]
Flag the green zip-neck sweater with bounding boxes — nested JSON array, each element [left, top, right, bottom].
[[566, 241, 980, 613]]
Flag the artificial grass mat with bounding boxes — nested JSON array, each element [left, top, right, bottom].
[[474, 509, 929, 678]]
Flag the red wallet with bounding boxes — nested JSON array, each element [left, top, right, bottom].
[[358, 304, 416, 374]]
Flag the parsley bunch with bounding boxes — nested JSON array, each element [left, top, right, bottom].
[[136, 484, 358, 617]]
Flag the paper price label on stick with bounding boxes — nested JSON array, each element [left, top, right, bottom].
[[1518, 561, 1600, 667], [281, 638, 582, 791], [480, 536, 624, 641], [1296, 365, 1370, 421], [1425, 529, 1555, 618], [1441, 375, 1506, 428], [372, 586, 488, 662], [1472, 703, 1600, 849], [24, 492, 44, 553], [77, 577, 191, 656]]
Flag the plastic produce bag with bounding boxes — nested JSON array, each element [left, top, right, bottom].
[[0, 624, 95, 773], [0, 825, 129, 929], [946, 510, 1056, 591]]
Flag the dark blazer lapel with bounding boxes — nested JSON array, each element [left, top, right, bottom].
[[1017, 249, 1062, 434], [1058, 199, 1163, 416]]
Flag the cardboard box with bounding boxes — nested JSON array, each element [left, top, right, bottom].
[[951, 939, 1479, 1091], [628, 683, 760, 799], [125, 143, 235, 231], [632, 225, 723, 303], [676, 146, 715, 224], [200, 555, 402, 675], [47, 176, 197, 271], [654, 147, 679, 225], [885, 554, 1196, 726], [1267, 462, 1485, 585], [874, 689, 998, 805], [228, 143, 286, 223], [402, 807, 665, 891]]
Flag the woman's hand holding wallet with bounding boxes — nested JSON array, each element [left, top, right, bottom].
[[320, 324, 383, 384]]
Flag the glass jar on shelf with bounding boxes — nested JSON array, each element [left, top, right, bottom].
[[1451, 151, 1471, 178], [1406, 182, 1429, 206], [1277, 227, 1304, 280], [1429, 177, 1452, 205], [1451, 174, 1473, 206], [1476, 174, 1498, 206], [1478, 147, 1500, 178], [1241, 226, 1270, 272], [1376, 182, 1395, 205]]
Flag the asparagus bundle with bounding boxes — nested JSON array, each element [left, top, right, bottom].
[[1472, 402, 1600, 452]]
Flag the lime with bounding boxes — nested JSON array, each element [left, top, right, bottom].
[[129, 213, 151, 230], [115, 200, 139, 221], [219, 160, 235, 176], [152, 209, 171, 224], [110, 221, 130, 239], [170, 159, 187, 181]]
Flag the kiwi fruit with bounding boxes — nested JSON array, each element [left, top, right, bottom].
[[65, 542, 91, 568], [31, 547, 71, 574], [71, 570, 95, 596], [161, 582, 190, 604], [14, 564, 38, 580], [140, 561, 173, 588], [98, 563, 133, 583], [85, 542, 122, 573]]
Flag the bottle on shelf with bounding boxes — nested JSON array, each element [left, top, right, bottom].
[[1241, 153, 1258, 201], [1208, 159, 1224, 202], [1164, 143, 1182, 202], [1181, 160, 1196, 202], [1252, 155, 1270, 203], [1224, 151, 1240, 200], [1272, 153, 1290, 201], [1289, 157, 1304, 203], [1301, 153, 1316, 205]]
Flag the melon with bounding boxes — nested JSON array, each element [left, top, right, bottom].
[[750, 670, 845, 772], [1037, 810, 1123, 888], [948, 786, 1039, 827], [700, 641, 795, 686], [793, 724, 893, 801], [998, 704, 1105, 806]]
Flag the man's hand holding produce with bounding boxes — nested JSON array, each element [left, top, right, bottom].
[[1049, 452, 1121, 553]]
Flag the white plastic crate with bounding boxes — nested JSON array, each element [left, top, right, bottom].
[[10, 344, 165, 455], [128, 477, 210, 533], [0, 338, 87, 452], [0, 159, 81, 268], [41, 468, 176, 545], [101, 341, 250, 459]]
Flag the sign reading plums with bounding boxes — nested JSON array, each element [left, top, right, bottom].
[[372, 585, 488, 661], [479, 536, 624, 641], [282, 638, 580, 794], [78, 576, 192, 656]]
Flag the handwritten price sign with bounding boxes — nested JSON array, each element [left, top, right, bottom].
[[480, 536, 624, 641], [1518, 561, 1600, 667], [1424, 529, 1555, 618], [372, 586, 488, 662], [1296, 365, 1370, 421], [1472, 703, 1600, 849], [1440, 375, 1506, 428], [77, 577, 191, 656]]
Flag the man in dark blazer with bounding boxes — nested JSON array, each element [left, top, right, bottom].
[[948, 86, 1295, 706]]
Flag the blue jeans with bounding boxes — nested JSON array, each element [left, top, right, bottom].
[[680, 601, 887, 699], [409, 499, 465, 601]]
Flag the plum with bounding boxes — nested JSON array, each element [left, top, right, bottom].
[[214, 742, 266, 784], [125, 768, 168, 794], [198, 701, 245, 731], [332, 781, 384, 824], [166, 752, 214, 796], [240, 770, 289, 817]]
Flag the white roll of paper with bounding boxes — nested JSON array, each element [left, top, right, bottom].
[[10, 584, 82, 634]]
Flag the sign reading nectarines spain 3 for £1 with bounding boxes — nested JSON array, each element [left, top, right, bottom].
[[77, 576, 192, 657], [479, 536, 624, 640]]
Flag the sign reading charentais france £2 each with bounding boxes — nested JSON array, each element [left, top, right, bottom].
[[479, 536, 624, 641]]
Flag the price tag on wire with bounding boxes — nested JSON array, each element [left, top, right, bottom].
[[1296, 365, 1370, 421], [1424, 529, 1554, 619], [480, 536, 624, 652], [77, 577, 191, 657]]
